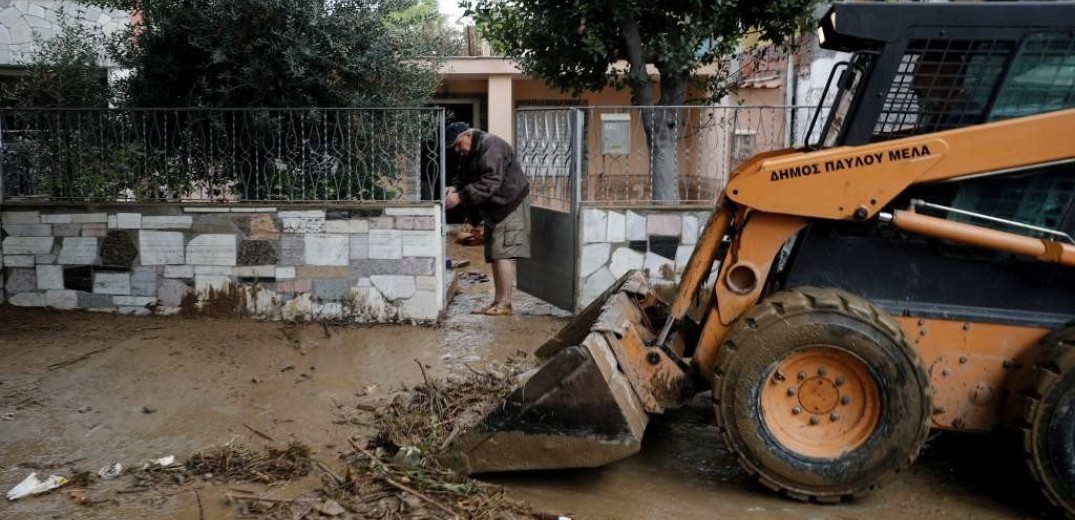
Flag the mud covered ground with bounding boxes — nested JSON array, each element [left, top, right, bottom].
[[0, 243, 1050, 520]]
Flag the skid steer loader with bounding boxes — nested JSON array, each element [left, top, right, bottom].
[[446, 2, 1075, 516]]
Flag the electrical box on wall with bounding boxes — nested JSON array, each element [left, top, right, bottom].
[[600, 113, 631, 155]]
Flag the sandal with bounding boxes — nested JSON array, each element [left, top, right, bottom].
[[473, 302, 513, 316]]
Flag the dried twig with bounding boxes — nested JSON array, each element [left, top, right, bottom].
[[243, 423, 274, 442], [194, 489, 205, 520], [382, 474, 462, 518], [46, 346, 112, 371]]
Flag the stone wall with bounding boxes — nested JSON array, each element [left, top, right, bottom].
[[577, 205, 714, 309], [0, 203, 445, 322]]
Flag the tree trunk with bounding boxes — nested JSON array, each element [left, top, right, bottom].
[[641, 107, 681, 201]]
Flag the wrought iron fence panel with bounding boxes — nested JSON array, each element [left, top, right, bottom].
[[515, 105, 825, 206], [0, 108, 444, 202]]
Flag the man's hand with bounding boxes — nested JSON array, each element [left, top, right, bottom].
[[445, 188, 462, 210]]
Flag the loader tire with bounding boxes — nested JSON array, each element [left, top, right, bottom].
[[1010, 327, 1075, 519], [713, 286, 932, 503]]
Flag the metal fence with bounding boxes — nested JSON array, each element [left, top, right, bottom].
[[516, 105, 825, 209], [0, 108, 445, 202]]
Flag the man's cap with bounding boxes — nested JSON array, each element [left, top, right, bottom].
[[445, 121, 470, 150]]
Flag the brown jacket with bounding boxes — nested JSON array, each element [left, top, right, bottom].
[[452, 131, 530, 223]]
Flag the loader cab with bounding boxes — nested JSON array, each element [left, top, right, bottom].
[[788, 2, 1075, 329], [808, 2, 1075, 150]]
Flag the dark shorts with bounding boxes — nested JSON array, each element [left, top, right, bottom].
[[484, 196, 531, 263]]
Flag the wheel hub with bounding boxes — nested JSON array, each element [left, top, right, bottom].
[[760, 346, 881, 459]]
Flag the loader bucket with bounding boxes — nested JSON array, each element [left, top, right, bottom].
[[444, 271, 691, 474]]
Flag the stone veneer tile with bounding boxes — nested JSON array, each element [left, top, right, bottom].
[[36, 265, 63, 290], [142, 216, 193, 229], [647, 214, 682, 237], [41, 214, 72, 224], [9, 293, 46, 307], [195, 266, 233, 275], [82, 224, 107, 237], [114, 296, 157, 307], [402, 231, 439, 257], [164, 265, 194, 278], [6, 268, 36, 293], [581, 268, 616, 307], [324, 219, 369, 234], [279, 235, 304, 265], [71, 213, 107, 223], [649, 235, 680, 261], [313, 279, 351, 300], [582, 209, 607, 243], [296, 266, 351, 279], [606, 211, 626, 242], [609, 247, 645, 278], [385, 206, 438, 217], [53, 224, 81, 237], [304, 234, 349, 266], [58, 237, 98, 265], [46, 290, 78, 309], [4, 224, 51, 236], [158, 279, 193, 307], [370, 275, 416, 301], [275, 267, 296, 280], [116, 213, 142, 229], [93, 272, 131, 295], [186, 234, 237, 266], [281, 217, 325, 233], [100, 231, 137, 268], [237, 240, 278, 266], [4, 255, 34, 267], [580, 243, 611, 278], [370, 217, 395, 229], [368, 229, 402, 260], [3, 211, 40, 224], [350, 234, 369, 260], [234, 266, 275, 278], [401, 290, 439, 321], [351, 258, 434, 277], [3, 236, 54, 255], [682, 216, 699, 245], [78, 291, 113, 308], [416, 276, 438, 291], [244, 214, 280, 240], [139, 231, 185, 265], [36, 254, 56, 264], [414, 217, 437, 230], [107, 215, 118, 228], [131, 266, 158, 296], [644, 252, 673, 280]]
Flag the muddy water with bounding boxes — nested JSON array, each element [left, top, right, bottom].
[[0, 241, 1049, 519]]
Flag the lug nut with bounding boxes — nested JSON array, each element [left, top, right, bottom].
[[787, 388, 797, 396], [840, 395, 851, 405], [809, 416, 820, 425], [834, 376, 845, 386], [797, 371, 807, 381], [817, 367, 827, 377], [830, 412, 840, 422], [792, 407, 802, 415]]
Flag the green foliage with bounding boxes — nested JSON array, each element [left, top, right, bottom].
[[467, 0, 818, 105], [3, 6, 114, 108], [93, 0, 452, 108]]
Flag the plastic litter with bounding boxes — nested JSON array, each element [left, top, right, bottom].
[[6, 473, 69, 501], [97, 463, 123, 480], [140, 455, 176, 470]]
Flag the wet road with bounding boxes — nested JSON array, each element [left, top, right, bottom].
[[0, 246, 1049, 519]]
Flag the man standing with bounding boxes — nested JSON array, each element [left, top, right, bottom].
[[444, 122, 531, 316]]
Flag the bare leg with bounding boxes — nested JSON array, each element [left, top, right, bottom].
[[491, 259, 516, 307]]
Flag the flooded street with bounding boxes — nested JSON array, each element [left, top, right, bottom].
[[0, 244, 1049, 519]]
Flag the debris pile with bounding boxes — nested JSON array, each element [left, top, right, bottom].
[[314, 353, 565, 519], [187, 442, 312, 483]]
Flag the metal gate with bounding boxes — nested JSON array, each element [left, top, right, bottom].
[[516, 108, 583, 310]]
